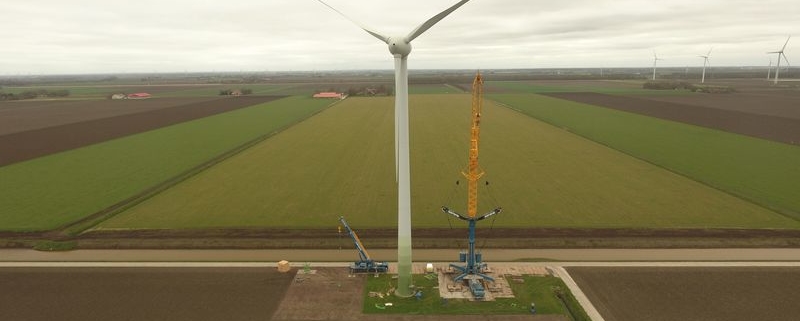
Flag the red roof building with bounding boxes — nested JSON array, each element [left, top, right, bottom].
[[313, 92, 345, 99], [126, 93, 152, 99]]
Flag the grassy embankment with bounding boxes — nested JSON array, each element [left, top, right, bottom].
[[362, 273, 589, 319]]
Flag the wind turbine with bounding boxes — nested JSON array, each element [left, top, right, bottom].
[[767, 58, 773, 80], [316, 0, 470, 297], [652, 51, 662, 80], [699, 47, 713, 83], [768, 36, 791, 85]]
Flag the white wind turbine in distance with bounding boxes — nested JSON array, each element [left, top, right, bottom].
[[769, 36, 791, 85], [315, 0, 471, 297], [767, 58, 773, 80], [699, 47, 713, 83], [652, 51, 663, 80]]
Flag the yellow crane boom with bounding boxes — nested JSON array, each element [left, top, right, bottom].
[[462, 72, 484, 218]]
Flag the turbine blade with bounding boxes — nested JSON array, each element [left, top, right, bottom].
[[783, 53, 791, 67], [781, 36, 791, 51], [316, 0, 389, 43], [707, 47, 714, 56], [406, 0, 470, 42]]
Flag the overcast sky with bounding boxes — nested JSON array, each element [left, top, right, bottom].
[[1, 0, 798, 75]]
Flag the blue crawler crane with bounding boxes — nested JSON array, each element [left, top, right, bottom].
[[442, 206, 502, 300], [339, 216, 389, 274]]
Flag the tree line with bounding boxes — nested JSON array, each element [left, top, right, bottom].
[[0, 89, 70, 101], [219, 88, 253, 96]]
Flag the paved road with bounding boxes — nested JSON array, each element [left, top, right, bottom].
[[4, 248, 800, 262]]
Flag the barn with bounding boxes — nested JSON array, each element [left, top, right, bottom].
[[312, 92, 345, 99], [126, 93, 152, 99]]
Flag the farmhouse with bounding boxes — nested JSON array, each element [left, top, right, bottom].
[[313, 92, 346, 99], [126, 92, 152, 99]]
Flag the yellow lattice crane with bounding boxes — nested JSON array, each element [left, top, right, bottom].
[[464, 72, 484, 218], [441, 72, 502, 300]]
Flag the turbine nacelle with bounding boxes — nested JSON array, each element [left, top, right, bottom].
[[387, 36, 412, 57]]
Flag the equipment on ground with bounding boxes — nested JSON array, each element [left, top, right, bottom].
[[339, 216, 389, 274], [441, 72, 501, 300]]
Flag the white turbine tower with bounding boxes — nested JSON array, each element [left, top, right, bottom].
[[769, 36, 791, 85], [767, 58, 773, 80], [699, 47, 713, 83], [316, 0, 470, 297], [652, 51, 662, 80]]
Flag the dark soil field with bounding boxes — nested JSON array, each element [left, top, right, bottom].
[[642, 91, 800, 120], [566, 266, 800, 321], [546, 92, 800, 145], [0, 266, 559, 321], [9, 265, 797, 321], [0, 96, 283, 166], [0, 266, 296, 321], [0, 97, 215, 135]]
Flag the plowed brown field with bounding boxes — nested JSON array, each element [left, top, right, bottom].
[[545, 92, 800, 145], [0, 266, 296, 321], [0, 96, 283, 166], [566, 266, 800, 321]]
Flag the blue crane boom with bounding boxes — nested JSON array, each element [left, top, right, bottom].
[[339, 216, 389, 273]]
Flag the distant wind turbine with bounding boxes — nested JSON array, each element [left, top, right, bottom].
[[768, 36, 791, 84], [652, 51, 663, 80], [316, 0, 470, 297], [767, 58, 773, 80], [699, 47, 713, 83]]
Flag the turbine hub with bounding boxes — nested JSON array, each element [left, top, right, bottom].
[[387, 36, 412, 57]]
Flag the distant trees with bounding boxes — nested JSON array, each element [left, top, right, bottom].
[[328, 84, 394, 97], [642, 81, 735, 93], [219, 88, 253, 96], [0, 89, 70, 101]]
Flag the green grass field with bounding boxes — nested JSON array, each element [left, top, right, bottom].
[[97, 94, 797, 230], [0, 96, 332, 231], [490, 93, 800, 220], [362, 273, 587, 318]]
